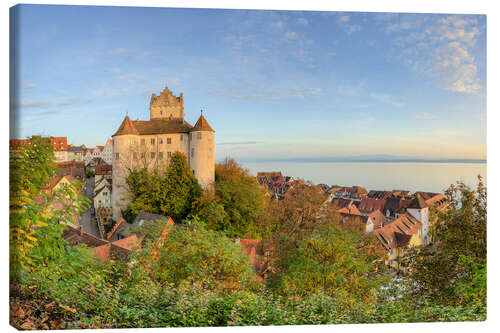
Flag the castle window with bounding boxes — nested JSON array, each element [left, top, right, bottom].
[[167, 138, 171, 144], [197, 133, 202, 140], [159, 138, 163, 144], [151, 138, 155, 145], [151, 152, 155, 159], [208, 133, 212, 140], [192, 169, 195, 175], [141, 139, 145, 145], [115, 153, 119, 160], [141, 153, 145, 159], [158, 152, 163, 160], [191, 148, 194, 158], [167, 151, 172, 158], [160, 111, 163, 115]]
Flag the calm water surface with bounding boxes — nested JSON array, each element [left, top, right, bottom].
[[243, 162, 486, 194]]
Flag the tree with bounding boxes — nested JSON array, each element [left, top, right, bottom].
[[401, 176, 486, 307], [211, 158, 268, 237], [130, 221, 258, 291], [278, 225, 387, 304], [10, 136, 90, 277], [125, 152, 202, 222]]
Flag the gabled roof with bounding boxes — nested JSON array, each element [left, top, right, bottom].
[[113, 115, 139, 136], [94, 185, 111, 197], [368, 209, 387, 229], [337, 204, 362, 215], [133, 211, 174, 225], [408, 194, 428, 209], [358, 197, 387, 214], [374, 213, 422, 249], [62, 225, 108, 247], [192, 114, 214, 132]]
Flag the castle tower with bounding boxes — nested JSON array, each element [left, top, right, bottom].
[[149, 86, 184, 120], [111, 115, 140, 221], [189, 111, 215, 190]]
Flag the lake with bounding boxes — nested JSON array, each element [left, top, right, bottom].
[[242, 162, 487, 194]]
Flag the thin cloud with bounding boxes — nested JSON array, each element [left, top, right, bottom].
[[18, 97, 93, 109], [217, 141, 263, 146], [298, 18, 308, 25], [22, 83, 37, 89], [370, 93, 405, 107], [285, 31, 298, 40], [385, 14, 482, 93], [412, 112, 437, 120], [272, 21, 285, 29]]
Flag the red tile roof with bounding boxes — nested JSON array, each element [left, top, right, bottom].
[[368, 210, 387, 229], [113, 115, 139, 136], [337, 205, 362, 215], [374, 213, 422, 249], [192, 114, 215, 132], [358, 197, 387, 214], [107, 218, 127, 240]]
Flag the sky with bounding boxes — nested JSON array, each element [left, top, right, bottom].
[[11, 4, 487, 161]]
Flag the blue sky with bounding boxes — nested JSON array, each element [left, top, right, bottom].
[[11, 5, 486, 161]]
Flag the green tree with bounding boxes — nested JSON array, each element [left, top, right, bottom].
[[125, 152, 202, 222], [278, 225, 386, 303], [401, 176, 486, 307], [10, 137, 89, 278], [130, 221, 258, 290], [212, 157, 267, 237]]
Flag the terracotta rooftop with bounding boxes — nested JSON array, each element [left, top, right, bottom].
[[374, 213, 422, 249], [113, 115, 196, 136], [408, 194, 428, 209], [192, 114, 214, 132], [358, 197, 387, 214]]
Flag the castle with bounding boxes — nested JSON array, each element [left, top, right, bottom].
[[111, 86, 215, 221]]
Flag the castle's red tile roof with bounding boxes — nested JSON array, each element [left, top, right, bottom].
[[121, 117, 195, 136], [192, 114, 214, 132], [112, 115, 139, 136]]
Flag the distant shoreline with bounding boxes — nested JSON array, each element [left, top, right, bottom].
[[238, 158, 486, 164]]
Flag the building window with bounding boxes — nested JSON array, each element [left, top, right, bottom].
[[180, 135, 183, 141], [159, 138, 163, 144], [192, 169, 195, 175], [115, 153, 119, 160], [197, 133, 202, 140], [151, 152, 155, 159], [158, 152, 163, 160], [208, 133, 212, 140], [141, 139, 145, 145], [151, 138, 155, 145], [141, 153, 145, 159], [133, 152, 138, 160], [167, 151, 172, 158], [160, 111, 163, 115], [167, 138, 171, 144], [191, 148, 194, 158]]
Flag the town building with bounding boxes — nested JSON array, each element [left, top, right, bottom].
[[111, 86, 215, 221]]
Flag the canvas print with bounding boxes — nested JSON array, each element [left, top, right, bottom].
[[9, 4, 486, 329]]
